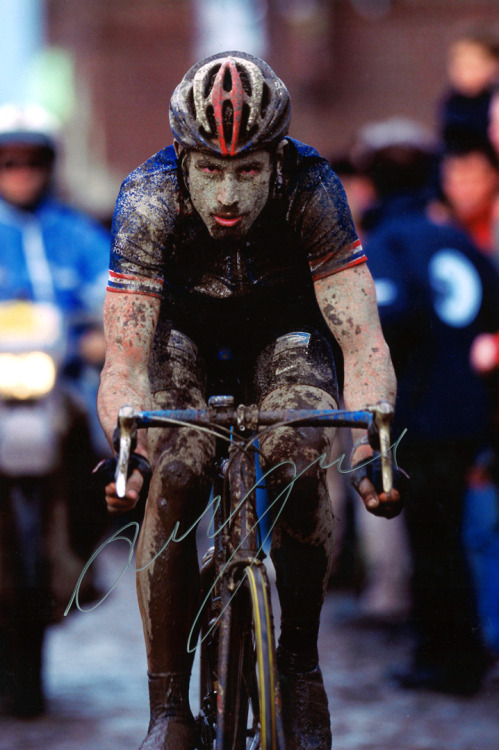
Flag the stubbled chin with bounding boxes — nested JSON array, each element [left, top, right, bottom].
[[208, 222, 246, 240]]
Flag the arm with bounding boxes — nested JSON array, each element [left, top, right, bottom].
[[314, 262, 401, 517], [97, 289, 160, 512]]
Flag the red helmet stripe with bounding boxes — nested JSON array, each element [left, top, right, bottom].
[[211, 59, 244, 157]]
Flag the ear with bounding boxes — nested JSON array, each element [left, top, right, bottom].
[[275, 139, 287, 167], [174, 141, 190, 173], [270, 139, 287, 199], [173, 139, 183, 158]]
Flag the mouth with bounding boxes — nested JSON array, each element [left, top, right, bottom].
[[214, 215, 243, 228]]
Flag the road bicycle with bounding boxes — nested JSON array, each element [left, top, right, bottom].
[[114, 396, 394, 750]]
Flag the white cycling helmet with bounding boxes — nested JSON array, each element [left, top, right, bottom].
[[0, 103, 60, 153]]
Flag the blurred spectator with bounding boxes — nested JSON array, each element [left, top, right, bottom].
[[0, 103, 111, 716], [328, 155, 376, 240], [0, 104, 109, 342], [327, 151, 412, 623], [489, 84, 499, 149], [356, 117, 499, 695], [438, 25, 499, 147], [0, 103, 110, 450], [436, 133, 499, 261]]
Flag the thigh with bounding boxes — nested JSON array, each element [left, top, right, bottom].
[[255, 331, 338, 501], [146, 331, 215, 511], [253, 330, 339, 406]]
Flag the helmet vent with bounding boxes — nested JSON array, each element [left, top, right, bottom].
[[223, 67, 233, 92], [260, 83, 270, 117], [222, 100, 234, 145], [237, 67, 253, 96], [171, 52, 290, 155]]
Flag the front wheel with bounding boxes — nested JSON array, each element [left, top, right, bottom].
[[215, 563, 283, 750]]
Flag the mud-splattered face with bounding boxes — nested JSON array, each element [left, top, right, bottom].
[[186, 149, 273, 239]]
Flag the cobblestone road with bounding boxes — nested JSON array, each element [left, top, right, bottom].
[[1, 542, 498, 749]]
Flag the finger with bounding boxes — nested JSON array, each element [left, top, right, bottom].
[[374, 488, 403, 518], [105, 491, 137, 514], [359, 479, 402, 518], [127, 468, 145, 497], [358, 478, 382, 515], [105, 471, 143, 513]]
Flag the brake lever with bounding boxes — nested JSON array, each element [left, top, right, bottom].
[[115, 405, 137, 498], [369, 401, 394, 495]]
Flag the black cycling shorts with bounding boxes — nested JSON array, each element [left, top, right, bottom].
[[148, 328, 338, 407]]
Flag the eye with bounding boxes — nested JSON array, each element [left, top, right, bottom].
[[238, 165, 261, 176], [200, 164, 220, 175]]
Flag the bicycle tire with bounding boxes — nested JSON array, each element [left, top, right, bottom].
[[215, 563, 281, 750], [198, 547, 219, 748]]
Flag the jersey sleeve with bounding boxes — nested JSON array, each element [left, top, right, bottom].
[[107, 153, 178, 298], [291, 160, 366, 281]]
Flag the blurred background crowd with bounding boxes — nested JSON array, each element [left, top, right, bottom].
[[1, 0, 499, 730]]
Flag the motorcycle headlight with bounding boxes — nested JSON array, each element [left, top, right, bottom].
[[0, 352, 57, 399]]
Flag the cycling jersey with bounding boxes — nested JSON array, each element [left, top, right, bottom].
[[108, 138, 364, 367]]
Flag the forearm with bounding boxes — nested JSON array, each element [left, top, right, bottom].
[[342, 337, 396, 411], [97, 291, 160, 456], [97, 360, 152, 455], [315, 264, 397, 460], [342, 339, 396, 462]]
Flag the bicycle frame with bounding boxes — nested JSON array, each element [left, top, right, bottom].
[[113, 397, 394, 749]]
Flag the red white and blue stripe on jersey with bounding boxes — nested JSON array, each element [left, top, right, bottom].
[[107, 269, 164, 299], [308, 239, 366, 282]]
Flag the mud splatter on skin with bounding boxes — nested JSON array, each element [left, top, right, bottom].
[[259, 384, 336, 546], [98, 291, 161, 458], [313, 263, 397, 467], [322, 304, 343, 327], [186, 150, 273, 241]]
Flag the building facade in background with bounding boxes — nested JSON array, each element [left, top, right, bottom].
[[39, 0, 499, 217]]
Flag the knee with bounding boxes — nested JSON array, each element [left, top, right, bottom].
[[152, 456, 212, 519], [261, 431, 330, 492]]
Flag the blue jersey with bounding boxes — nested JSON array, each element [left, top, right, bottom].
[[365, 195, 499, 443]]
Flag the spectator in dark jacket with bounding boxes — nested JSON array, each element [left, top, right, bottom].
[[355, 117, 499, 695]]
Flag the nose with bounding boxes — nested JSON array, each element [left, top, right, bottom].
[[217, 173, 239, 208]]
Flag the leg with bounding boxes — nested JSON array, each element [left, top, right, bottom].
[[396, 439, 489, 694], [135, 332, 215, 750], [260, 384, 336, 669], [254, 331, 338, 750], [260, 384, 336, 750]]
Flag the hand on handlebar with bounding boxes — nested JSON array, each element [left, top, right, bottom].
[[105, 463, 146, 514], [92, 450, 152, 514], [356, 476, 403, 519], [349, 400, 408, 519], [350, 450, 408, 519]]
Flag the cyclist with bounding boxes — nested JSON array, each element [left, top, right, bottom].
[[97, 52, 402, 750]]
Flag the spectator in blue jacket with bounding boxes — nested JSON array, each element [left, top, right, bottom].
[[0, 103, 111, 450], [0, 104, 110, 332]]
